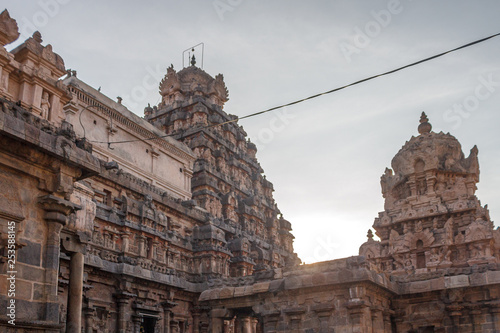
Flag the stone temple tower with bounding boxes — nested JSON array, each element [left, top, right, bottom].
[[360, 112, 495, 276], [145, 61, 299, 276]]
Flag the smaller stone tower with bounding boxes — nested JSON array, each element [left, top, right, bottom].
[[360, 112, 495, 276]]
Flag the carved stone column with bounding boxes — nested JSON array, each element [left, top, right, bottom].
[[192, 309, 201, 333], [346, 285, 372, 333], [211, 317, 224, 333], [370, 307, 384, 333], [38, 194, 80, 322], [161, 300, 177, 333], [488, 304, 500, 333], [237, 317, 253, 333], [121, 231, 131, 253], [138, 234, 146, 257], [470, 307, 483, 333], [447, 304, 463, 333], [250, 317, 258, 333], [346, 300, 371, 333], [210, 308, 232, 333], [382, 311, 393, 333], [84, 307, 95, 333], [61, 230, 87, 333], [261, 311, 280, 333], [39, 196, 78, 290], [132, 315, 143, 333], [312, 303, 334, 332], [66, 251, 84, 333], [115, 292, 134, 333]]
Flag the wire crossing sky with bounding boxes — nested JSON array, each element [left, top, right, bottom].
[[89, 31, 500, 146], [8, 1, 500, 262]]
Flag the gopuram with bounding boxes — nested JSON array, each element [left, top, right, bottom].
[[0, 9, 499, 333]]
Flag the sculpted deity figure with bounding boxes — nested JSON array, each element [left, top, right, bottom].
[[415, 221, 423, 233], [380, 167, 393, 194], [440, 246, 452, 262], [444, 217, 454, 245], [0, 73, 7, 92], [41, 91, 50, 119], [429, 247, 440, 262]]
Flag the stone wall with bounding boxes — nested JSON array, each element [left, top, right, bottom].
[[1, 8, 500, 333]]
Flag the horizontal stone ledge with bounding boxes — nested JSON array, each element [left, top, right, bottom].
[[399, 271, 500, 294]]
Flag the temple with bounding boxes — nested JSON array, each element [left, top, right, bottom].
[[0, 9, 499, 333]]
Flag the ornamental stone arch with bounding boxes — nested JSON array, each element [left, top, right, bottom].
[[465, 218, 493, 243], [408, 228, 435, 250]]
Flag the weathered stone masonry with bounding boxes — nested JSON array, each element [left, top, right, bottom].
[[0, 8, 500, 333]]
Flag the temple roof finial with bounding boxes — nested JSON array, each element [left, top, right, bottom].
[[418, 112, 432, 134], [367, 229, 374, 241], [32, 31, 43, 43], [191, 54, 196, 66]]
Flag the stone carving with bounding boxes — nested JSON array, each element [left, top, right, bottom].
[[361, 113, 494, 275], [41, 91, 51, 119], [443, 217, 454, 245], [159, 64, 181, 97], [0, 73, 7, 92], [210, 74, 229, 102], [0, 9, 19, 46], [16, 31, 66, 72]]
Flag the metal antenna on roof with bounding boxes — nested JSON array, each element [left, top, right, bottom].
[[182, 43, 204, 69]]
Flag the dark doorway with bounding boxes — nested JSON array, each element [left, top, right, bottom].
[[141, 316, 156, 333]]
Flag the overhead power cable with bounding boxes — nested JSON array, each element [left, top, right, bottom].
[[90, 31, 500, 146]]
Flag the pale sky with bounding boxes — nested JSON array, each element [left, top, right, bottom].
[[5, 1, 500, 263]]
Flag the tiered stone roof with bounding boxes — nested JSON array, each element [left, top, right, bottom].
[[146, 64, 299, 276]]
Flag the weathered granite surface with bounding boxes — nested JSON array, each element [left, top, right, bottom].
[[1, 9, 500, 333]]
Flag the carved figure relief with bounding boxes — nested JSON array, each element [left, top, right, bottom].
[[40, 91, 51, 119]]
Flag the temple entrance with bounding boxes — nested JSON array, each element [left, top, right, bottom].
[[140, 316, 157, 333]]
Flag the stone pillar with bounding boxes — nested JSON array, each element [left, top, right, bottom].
[[45, 220, 64, 297], [84, 307, 95, 333], [118, 299, 128, 333], [425, 171, 437, 196], [371, 307, 384, 333], [382, 311, 393, 333], [121, 231, 130, 253], [237, 317, 253, 333], [152, 240, 160, 260], [470, 308, 483, 333], [489, 305, 500, 333], [132, 315, 143, 333], [250, 317, 258, 333], [347, 285, 371, 333], [261, 313, 280, 333], [211, 317, 224, 333], [161, 300, 177, 333], [447, 305, 463, 333], [116, 293, 134, 333], [211, 308, 232, 333], [312, 304, 334, 333], [0, 67, 11, 97], [347, 301, 370, 333], [49, 93, 61, 122], [138, 234, 146, 257], [164, 309, 171, 333], [33, 84, 43, 109], [66, 251, 84, 333], [38, 194, 80, 322], [192, 311, 201, 333]]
